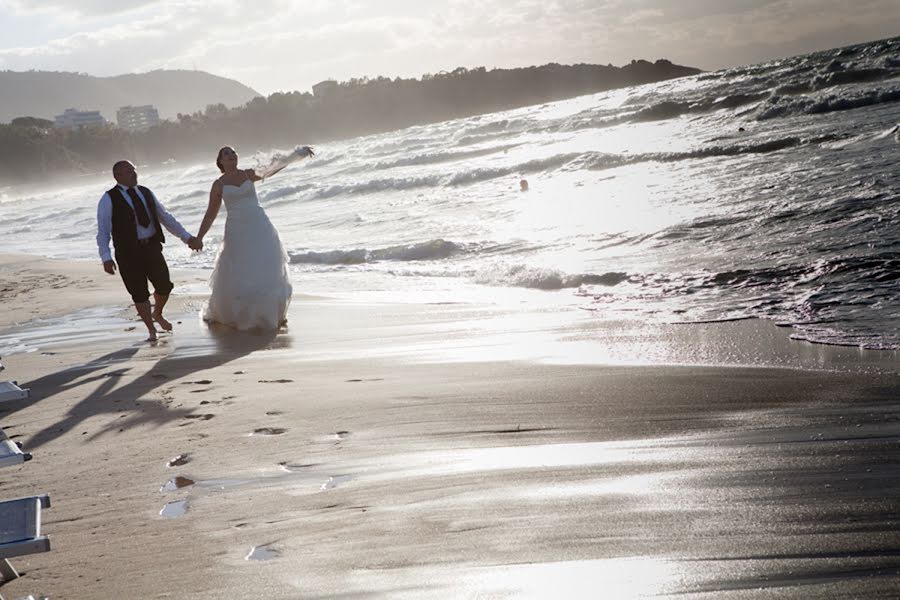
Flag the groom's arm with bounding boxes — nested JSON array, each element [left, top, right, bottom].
[[150, 193, 193, 244], [96, 193, 116, 273]]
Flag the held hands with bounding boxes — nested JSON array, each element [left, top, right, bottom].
[[103, 260, 117, 275], [187, 236, 203, 251]]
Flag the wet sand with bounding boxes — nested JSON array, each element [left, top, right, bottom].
[[1, 254, 900, 598]]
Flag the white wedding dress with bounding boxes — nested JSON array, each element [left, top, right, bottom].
[[202, 180, 292, 330]]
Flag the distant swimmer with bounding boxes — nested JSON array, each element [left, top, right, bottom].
[[520, 179, 529, 192], [738, 127, 746, 132]]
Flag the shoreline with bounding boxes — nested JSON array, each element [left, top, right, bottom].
[[1, 253, 900, 597], [2, 253, 897, 375]]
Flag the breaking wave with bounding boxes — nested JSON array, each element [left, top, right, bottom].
[[290, 239, 465, 265]]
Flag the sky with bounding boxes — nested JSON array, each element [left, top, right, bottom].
[[0, 0, 898, 96]]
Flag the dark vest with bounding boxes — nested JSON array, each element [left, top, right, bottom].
[[108, 185, 165, 251]]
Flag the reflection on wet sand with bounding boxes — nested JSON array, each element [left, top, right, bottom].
[[160, 499, 188, 518]]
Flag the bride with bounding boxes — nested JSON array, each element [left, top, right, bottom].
[[196, 145, 310, 331]]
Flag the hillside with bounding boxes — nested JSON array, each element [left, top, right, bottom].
[[0, 69, 261, 123], [0, 59, 703, 184]]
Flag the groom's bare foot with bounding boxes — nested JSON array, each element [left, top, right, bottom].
[[153, 312, 173, 332], [146, 329, 159, 342]]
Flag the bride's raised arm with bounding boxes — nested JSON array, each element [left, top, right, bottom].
[[197, 180, 224, 242]]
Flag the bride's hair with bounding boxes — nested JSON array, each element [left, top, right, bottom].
[[215, 146, 231, 173]]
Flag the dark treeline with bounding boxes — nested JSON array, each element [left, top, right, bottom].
[[0, 60, 700, 184]]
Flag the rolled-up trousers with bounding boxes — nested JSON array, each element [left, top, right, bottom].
[[115, 240, 174, 304]]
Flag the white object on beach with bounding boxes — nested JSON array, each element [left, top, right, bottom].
[[0, 495, 51, 584], [0, 381, 30, 403], [0, 427, 31, 469], [256, 145, 314, 180]]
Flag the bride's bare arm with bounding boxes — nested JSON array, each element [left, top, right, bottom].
[[197, 181, 224, 241], [244, 168, 263, 182]]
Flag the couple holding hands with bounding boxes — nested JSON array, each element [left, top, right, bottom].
[[97, 145, 313, 341]]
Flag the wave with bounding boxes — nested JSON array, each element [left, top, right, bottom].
[[461, 118, 530, 137], [446, 153, 584, 185], [300, 152, 594, 199], [474, 264, 629, 290], [366, 136, 442, 156], [170, 189, 206, 203], [373, 144, 520, 170], [812, 66, 896, 90], [757, 87, 900, 120], [455, 131, 522, 146], [259, 183, 314, 203], [629, 91, 771, 122], [570, 136, 827, 173], [290, 239, 465, 265], [310, 174, 443, 199]]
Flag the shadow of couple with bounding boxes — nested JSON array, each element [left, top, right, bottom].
[[2, 325, 287, 450]]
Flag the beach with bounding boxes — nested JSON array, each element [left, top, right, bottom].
[[1, 254, 899, 598]]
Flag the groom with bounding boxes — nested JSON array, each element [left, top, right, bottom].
[[96, 160, 202, 341]]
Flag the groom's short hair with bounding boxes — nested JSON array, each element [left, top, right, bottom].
[[112, 160, 129, 176]]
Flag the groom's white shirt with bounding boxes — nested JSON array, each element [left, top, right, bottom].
[[96, 184, 192, 262]]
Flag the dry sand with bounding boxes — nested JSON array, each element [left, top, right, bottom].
[[1, 254, 899, 598]]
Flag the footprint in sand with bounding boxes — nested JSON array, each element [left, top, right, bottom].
[[160, 499, 188, 518], [279, 462, 316, 472], [167, 454, 191, 467], [160, 476, 195, 492], [321, 475, 352, 491], [258, 379, 293, 383], [250, 427, 286, 436], [245, 544, 280, 561], [183, 414, 215, 421]]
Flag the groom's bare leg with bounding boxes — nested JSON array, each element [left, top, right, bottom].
[[152, 292, 173, 331], [135, 301, 158, 341]]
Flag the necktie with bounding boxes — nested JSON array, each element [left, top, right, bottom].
[[127, 187, 151, 228]]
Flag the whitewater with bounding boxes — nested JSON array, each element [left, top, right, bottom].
[[2, 36, 899, 350]]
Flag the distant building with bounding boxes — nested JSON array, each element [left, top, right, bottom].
[[116, 105, 160, 132], [53, 108, 106, 130], [312, 80, 338, 97]]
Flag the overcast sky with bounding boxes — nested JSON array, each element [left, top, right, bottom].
[[1, 0, 898, 95]]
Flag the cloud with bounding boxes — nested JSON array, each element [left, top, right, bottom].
[[0, 0, 897, 94], [1, 0, 160, 17]]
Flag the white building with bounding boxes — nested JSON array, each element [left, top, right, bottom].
[[116, 105, 160, 132], [53, 108, 106, 130], [312, 80, 338, 97]]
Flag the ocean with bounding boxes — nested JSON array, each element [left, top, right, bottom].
[[2, 36, 899, 351]]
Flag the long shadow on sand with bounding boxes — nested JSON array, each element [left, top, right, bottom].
[[1, 326, 281, 449]]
